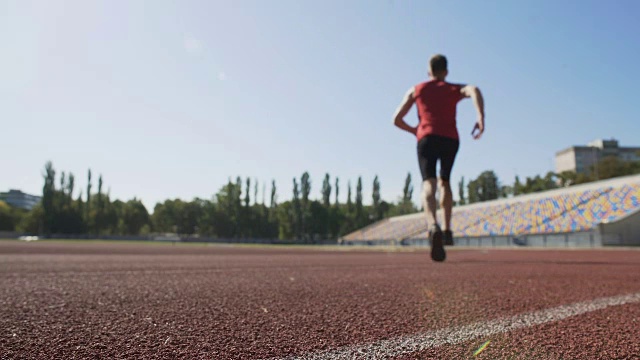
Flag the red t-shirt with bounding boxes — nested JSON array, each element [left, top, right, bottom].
[[414, 80, 464, 141]]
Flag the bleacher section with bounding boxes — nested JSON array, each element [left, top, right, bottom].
[[341, 175, 640, 244]]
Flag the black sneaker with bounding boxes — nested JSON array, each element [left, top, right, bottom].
[[444, 230, 454, 246], [429, 224, 446, 262]]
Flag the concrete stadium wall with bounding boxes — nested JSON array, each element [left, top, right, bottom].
[[599, 209, 640, 246], [523, 232, 602, 248], [401, 231, 602, 248], [182, 237, 338, 245], [0, 233, 338, 246], [0, 231, 21, 239], [341, 239, 393, 246]]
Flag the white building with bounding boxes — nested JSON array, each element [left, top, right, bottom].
[[0, 190, 41, 210], [555, 139, 640, 175]]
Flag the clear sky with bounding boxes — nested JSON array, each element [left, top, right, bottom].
[[2, 0, 639, 210]]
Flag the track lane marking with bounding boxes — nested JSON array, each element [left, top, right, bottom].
[[269, 291, 640, 360]]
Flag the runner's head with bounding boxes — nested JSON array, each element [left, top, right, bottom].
[[429, 54, 448, 80]]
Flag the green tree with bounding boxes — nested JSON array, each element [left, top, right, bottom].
[[403, 172, 413, 203], [500, 185, 513, 198], [519, 172, 558, 194], [391, 172, 416, 215], [458, 177, 466, 205], [197, 200, 217, 236], [97, 175, 103, 206], [557, 171, 578, 187], [300, 172, 311, 240], [467, 179, 478, 204], [277, 201, 294, 240], [254, 178, 258, 206], [86, 169, 92, 221], [481, 171, 500, 201], [309, 200, 328, 241], [575, 172, 593, 185], [331, 205, 345, 239], [0, 201, 15, 231], [91, 174, 107, 235], [301, 172, 311, 206], [270, 180, 277, 208], [591, 156, 640, 180], [17, 205, 44, 234], [42, 161, 56, 235], [244, 178, 251, 208], [67, 173, 75, 201], [181, 199, 204, 236], [543, 172, 559, 191], [468, 171, 500, 202], [37, 162, 86, 235], [56, 182, 86, 235], [213, 180, 242, 237], [120, 198, 150, 235], [103, 198, 121, 235], [60, 172, 66, 196], [267, 180, 278, 237], [346, 181, 353, 213], [334, 177, 340, 207], [372, 175, 381, 220], [292, 178, 301, 239], [320, 173, 332, 238], [152, 199, 203, 236], [235, 176, 243, 235], [152, 200, 175, 233], [328, 177, 341, 239], [513, 176, 522, 196], [355, 176, 364, 226], [322, 173, 332, 207], [339, 190, 356, 237]]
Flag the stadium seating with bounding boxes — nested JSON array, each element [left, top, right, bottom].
[[342, 217, 425, 242], [534, 183, 640, 233], [342, 179, 640, 242]]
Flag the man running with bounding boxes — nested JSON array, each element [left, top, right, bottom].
[[393, 54, 485, 262]]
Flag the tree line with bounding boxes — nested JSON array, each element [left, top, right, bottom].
[[1, 155, 638, 239], [0, 162, 418, 241], [458, 155, 640, 205]]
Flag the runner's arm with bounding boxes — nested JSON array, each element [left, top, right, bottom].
[[461, 85, 485, 139], [393, 87, 417, 135]]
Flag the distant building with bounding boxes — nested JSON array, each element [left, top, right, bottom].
[[0, 190, 41, 210], [555, 139, 640, 175]]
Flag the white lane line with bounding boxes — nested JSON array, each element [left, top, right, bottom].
[[270, 292, 640, 360]]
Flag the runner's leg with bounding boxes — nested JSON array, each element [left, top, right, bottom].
[[418, 137, 439, 227], [439, 138, 459, 243]]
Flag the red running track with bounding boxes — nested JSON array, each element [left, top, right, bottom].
[[1, 241, 639, 359]]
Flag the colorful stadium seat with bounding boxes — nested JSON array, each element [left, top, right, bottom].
[[342, 179, 640, 242]]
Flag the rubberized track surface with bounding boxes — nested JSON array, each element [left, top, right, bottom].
[[1, 241, 639, 359]]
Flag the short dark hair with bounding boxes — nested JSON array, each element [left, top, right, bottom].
[[429, 54, 448, 74]]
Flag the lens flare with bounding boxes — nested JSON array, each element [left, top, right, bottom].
[[473, 340, 491, 356]]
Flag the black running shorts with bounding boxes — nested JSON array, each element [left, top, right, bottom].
[[417, 135, 460, 182]]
